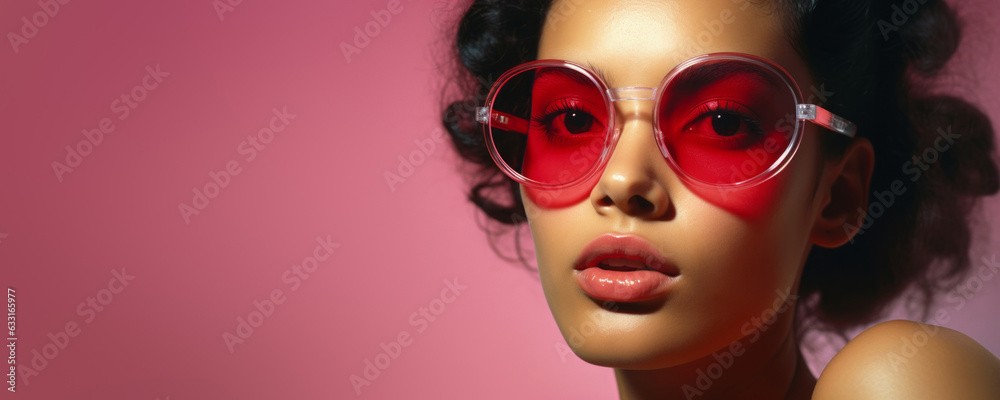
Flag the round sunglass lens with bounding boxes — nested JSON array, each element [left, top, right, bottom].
[[657, 58, 799, 186], [488, 65, 610, 186]]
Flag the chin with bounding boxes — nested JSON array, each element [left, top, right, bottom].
[[549, 299, 716, 370], [568, 338, 693, 370]]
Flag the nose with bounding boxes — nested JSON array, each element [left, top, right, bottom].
[[590, 103, 675, 219]]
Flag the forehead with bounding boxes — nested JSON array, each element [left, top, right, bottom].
[[539, 0, 805, 88]]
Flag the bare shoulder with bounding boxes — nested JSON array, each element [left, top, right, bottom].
[[813, 320, 1000, 400]]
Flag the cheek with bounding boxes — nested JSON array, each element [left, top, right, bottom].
[[521, 187, 586, 280], [674, 155, 819, 345], [673, 203, 801, 324], [684, 132, 819, 221], [521, 199, 599, 356], [522, 172, 600, 209], [688, 217, 797, 308], [685, 175, 786, 220]]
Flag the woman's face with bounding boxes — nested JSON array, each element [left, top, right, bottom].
[[525, 0, 830, 368]]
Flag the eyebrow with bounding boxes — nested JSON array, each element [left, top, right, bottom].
[[672, 62, 782, 91], [585, 62, 617, 88]]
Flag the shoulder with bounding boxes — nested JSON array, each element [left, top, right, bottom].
[[813, 320, 1000, 400]]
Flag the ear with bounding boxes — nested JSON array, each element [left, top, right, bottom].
[[810, 137, 875, 248]]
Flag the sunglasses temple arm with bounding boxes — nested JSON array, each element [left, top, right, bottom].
[[797, 104, 857, 138], [476, 107, 529, 134]]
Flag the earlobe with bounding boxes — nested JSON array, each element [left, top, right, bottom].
[[810, 137, 875, 248]]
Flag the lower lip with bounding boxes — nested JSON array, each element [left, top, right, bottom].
[[574, 268, 676, 302]]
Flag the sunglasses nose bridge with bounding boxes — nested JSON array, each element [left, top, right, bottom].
[[607, 86, 657, 131], [607, 87, 657, 102]]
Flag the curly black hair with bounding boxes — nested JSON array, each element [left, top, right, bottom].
[[439, 0, 1000, 336]]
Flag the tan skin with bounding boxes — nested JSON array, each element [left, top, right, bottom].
[[520, 0, 1000, 398]]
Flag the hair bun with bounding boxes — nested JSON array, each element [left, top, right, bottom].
[[886, 0, 961, 75], [909, 95, 999, 196]]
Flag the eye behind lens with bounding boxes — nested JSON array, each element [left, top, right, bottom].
[[563, 111, 595, 134], [711, 113, 741, 136]]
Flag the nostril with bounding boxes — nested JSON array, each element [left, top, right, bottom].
[[598, 195, 614, 206], [628, 195, 654, 213]]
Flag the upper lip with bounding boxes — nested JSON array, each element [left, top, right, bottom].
[[573, 233, 679, 276]]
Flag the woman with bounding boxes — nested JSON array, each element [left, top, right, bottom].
[[441, 0, 1000, 398]]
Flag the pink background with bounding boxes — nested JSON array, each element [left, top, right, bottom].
[[1, 0, 998, 398]]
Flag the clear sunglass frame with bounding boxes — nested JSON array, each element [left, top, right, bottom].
[[475, 52, 857, 190]]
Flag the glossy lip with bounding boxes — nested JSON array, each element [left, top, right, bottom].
[[573, 233, 680, 302], [573, 233, 679, 276]]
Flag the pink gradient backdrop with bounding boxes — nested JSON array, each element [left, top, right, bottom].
[[1, 0, 997, 398]]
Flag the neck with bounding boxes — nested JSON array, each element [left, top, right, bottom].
[[613, 321, 815, 400]]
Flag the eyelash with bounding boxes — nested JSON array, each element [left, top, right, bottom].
[[530, 98, 599, 144], [532, 98, 587, 127], [692, 100, 764, 135]]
